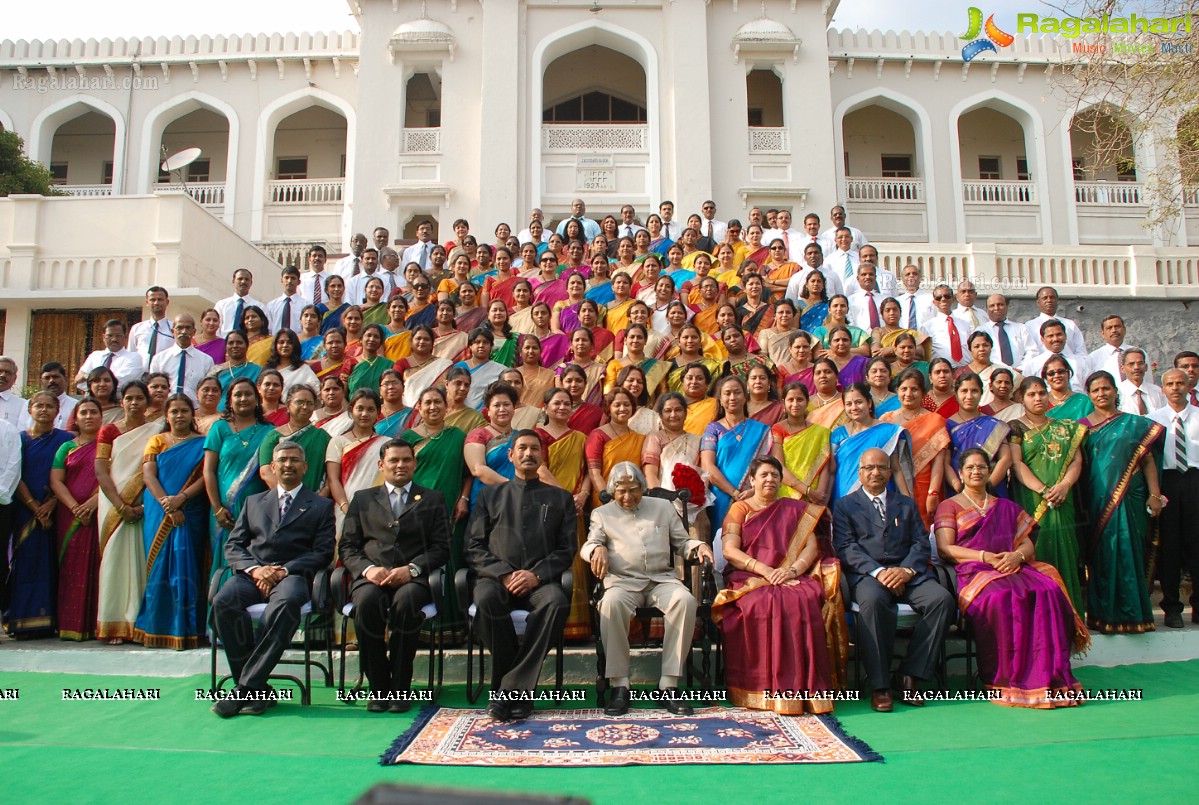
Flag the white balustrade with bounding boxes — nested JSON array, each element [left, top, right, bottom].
[[542, 125, 648, 152], [844, 177, 924, 202], [267, 178, 345, 205], [61, 184, 113, 197], [747, 127, 790, 154], [402, 128, 441, 154], [962, 180, 1037, 204], [1074, 181, 1145, 206], [157, 182, 226, 207], [1182, 186, 1199, 206]]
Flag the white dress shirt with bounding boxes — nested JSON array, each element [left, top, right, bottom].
[[0, 389, 31, 430], [696, 217, 726, 242], [214, 294, 266, 337], [77, 348, 145, 391], [402, 240, 436, 272], [345, 270, 382, 306], [55, 394, 78, 431], [660, 220, 684, 242], [266, 293, 305, 333], [149, 344, 216, 401], [952, 305, 989, 331], [864, 488, 893, 578], [1149, 404, 1199, 470], [128, 318, 174, 365], [516, 228, 551, 245], [762, 228, 802, 261], [786, 265, 845, 302], [978, 319, 1034, 369], [895, 290, 935, 331], [299, 271, 332, 306], [1116, 379, 1167, 416], [0, 418, 20, 504], [825, 250, 861, 294], [1024, 313, 1087, 359], [615, 223, 648, 239], [819, 224, 869, 254], [1087, 342, 1155, 384], [920, 312, 973, 367], [333, 253, 363, 279], [848, 289, 887, 330], [1021, 351, 1087, 393], [790, 233, 827, 262]]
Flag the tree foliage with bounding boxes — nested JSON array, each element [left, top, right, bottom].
[[0, 129, 64, 197]]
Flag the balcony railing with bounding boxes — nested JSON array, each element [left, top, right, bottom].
[[60, 184, 113, 197], [156, 182, 226, 207], [845, 177, 924, 202], [1074, 181, 1144, 206], [267, 178, 345, 205], [962, 180, 1037, 205], [402, 127, 441, 154], [541, 124, 648, 152], [747, 127, 790, 154], [1182, 187, 1199, 206]]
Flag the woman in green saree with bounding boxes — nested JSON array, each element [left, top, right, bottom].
[[347, 324, 392, 396], [1044, 355, 1094, 421], [257, 384, 331, 495]]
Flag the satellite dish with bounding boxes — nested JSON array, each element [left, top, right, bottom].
[[161, 147, 202, 173]]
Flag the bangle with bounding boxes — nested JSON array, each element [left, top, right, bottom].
[[979, 550, 986, 563], [24, 497, 36, 506], [1016, 550, 1026, 563], [460, 495, 469, 502]]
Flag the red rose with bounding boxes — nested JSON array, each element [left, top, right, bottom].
[[671, 463, 706, 503]]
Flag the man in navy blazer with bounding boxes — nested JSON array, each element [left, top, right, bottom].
[[833, 448, 954, 712], [212, 441, 335, 717], [340, 439, 450, 712]]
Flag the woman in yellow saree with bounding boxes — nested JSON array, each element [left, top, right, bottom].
[[584, 389, 646, 508], [807, 358, 849, 430], [771, 381, 832, 504]]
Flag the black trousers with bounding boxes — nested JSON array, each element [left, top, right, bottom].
[[851, 575, 955, 691], [351, 579, 431, 695], [1159, 469, 1199, 615], [473, 578, 568, 693], [0, 503, 14, 619], [213, 574, 308, 691]]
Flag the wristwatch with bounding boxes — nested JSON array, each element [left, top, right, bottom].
[[407, 563, 422, 578]]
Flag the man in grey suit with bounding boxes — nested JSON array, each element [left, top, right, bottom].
[[833, 448, 954, 713], [212, 441, 335, 717], [339, 439, 450, 712], [582, 461, 715, 716]]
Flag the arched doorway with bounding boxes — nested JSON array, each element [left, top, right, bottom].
[[157, 108, 231, 211], [49, 111, 116, 194]]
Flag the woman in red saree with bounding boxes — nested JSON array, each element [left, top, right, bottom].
[[49, 398, 104, 640], [935, 448, 1089, 708], [923, 358, 960, 418], [881, 367, 950, 527], [713, 456, 845, 713], [560, 363, 605, 434]]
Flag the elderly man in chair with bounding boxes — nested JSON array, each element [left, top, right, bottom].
[[582, 462, 715, 716]]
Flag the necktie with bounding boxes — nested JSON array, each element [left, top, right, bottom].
[[623, 225, 632, 238], [312, 274, 323, 306], [176, 349, 188, 393], [352, 256, 361, 277], [843, 253, 853, 282], [384, 272, 396, 298], [1135, 389, 1148, 416], [868, 293, 880, 329], [946, 316, 963, 363], [280, 491, 292, 521], [907, 295, 917, 329], [965, 308, 979, 328], [1175, 415, 1190, 470], [1190, 389, 1198, 407], [391, 487, 405, 518], [102, 352, 114, 369], [282, 296, 292, 331], [420, 242, 430, 269], [872, 496, 885, 521], [148, 322, 160, 361], [234, 297, 245, 333], [707, 221, 714, 238], [996, 321, 1014, 366]]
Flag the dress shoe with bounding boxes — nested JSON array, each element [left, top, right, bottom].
[[870, 689, 893, 713], [509, 700, 534, 720], [604, 686, 630, 716], [240, 698, 269, 716], [390, 699, 412, 713], [895, 675, 925, 707], [211, 692, 244, 718], [486, 701, 512, 722], [367, 698, 389, 713], [1164, 612, 1184, 629], [660, 688, 694, 716]]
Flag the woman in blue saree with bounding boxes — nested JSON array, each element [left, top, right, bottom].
[[829, 383, 914, 500], [701, 375, 774, 534], [135, 394, 208, 649], [866, 357, 901, 417], [374, 369, 417, 437], [318, 273, 349, 334], [944, 373, 1012, 497], [6, 392, 73, 636], [797, 271, 830, 333], [202, 378, 273, 576], [464, 385, 518, 506], [298, 305, 326, 361]]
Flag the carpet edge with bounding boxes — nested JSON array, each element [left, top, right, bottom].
[[379, 705, 440, 766], [816, 713, 885, 763]]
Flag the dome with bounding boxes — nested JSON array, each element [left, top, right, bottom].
[[732, 17, 799, 44], [390, 18, 455, 45]]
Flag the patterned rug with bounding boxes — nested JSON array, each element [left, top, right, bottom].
[[380, 707, 882, 766]]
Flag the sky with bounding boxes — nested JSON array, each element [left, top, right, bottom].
[[1, 0, 1069, 41]]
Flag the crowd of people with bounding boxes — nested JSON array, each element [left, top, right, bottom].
[[1, 197, 1197, 720]]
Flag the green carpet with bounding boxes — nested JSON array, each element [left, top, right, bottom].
[[2, 661, 1195, 804]]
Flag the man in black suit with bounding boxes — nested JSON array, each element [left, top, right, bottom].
[[212, 441, 335, 717], [339, 439, 450, 712], [466, 430, 576, 722], [833, 448, 954, 713]]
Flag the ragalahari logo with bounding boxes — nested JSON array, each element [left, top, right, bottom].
[[960, 7, 1015, 61]]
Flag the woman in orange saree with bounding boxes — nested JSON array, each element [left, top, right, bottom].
[[881, 367, 950, 527]]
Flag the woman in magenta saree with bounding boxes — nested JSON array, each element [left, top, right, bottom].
[[934, 448, 1089, 708], [713, 457, 846, 713]]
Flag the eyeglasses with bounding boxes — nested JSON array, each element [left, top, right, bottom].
[[412, 284, 430, 291], [1044, 369, 1070, 378], [770, 245, 786, 250], [859, 464, 890, 472], [933, 294, 953, 301]]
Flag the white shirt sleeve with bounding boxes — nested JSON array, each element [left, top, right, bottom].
[[0, 421, 22, 504]]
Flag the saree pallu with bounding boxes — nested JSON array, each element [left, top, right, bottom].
[[835, 355, 869, 388], [567, 402, 604, 434], [491, 336, 519, 368], [333, 434, 388, 533], [829, 423, 912, 499], [882, 411, 950, 527], [300, 336, 324, 361], [682, 397, 717, 436], [742, 245, 769, 267], [781, 366, 816, 396], [361, 302, 390, 327], [532, 333, 571, 368], [133, 437, 207, 649], [759, 328, 801, 367], [946, 416, 1011, 497], [55, 440, 100, 641], [936, 498, 1089, 708], [485, 275, 518, 310], [874, 394, 901, 417], [320, 303, 349, 333], [469, 432, 515, 507], [433, 331, 468, 362], [6, 429, 73, 635], [556, 301, 583, 335], [1011, 419, 1088, 614], [649, 237, 674, 256], [519, 366, 558, 408], [312, 358, 352, 383], [692, 305, 720, 336], [457, 307, 488, 333], [195, 338, 227, 365], [1048, 393, 1094, 421], [512, 406, 542, 431], [705, 419, 771, 532], [811, 325, 870, 350], [585, 282, 616, 307], [712, 499, 844, 712], [774, 424, 832, 501], [541, 430, 591, 640], [807, 400, 848, 431], [604, 299, 635, 335], [749, 400, 786, 428], [590, 429, 647, 508], [532, 277, 568, 309], [259, 425, 330, 493], [765, 262, 800, 288], [665, 267, 696, 288], [204, 420, 272, 576], [592, 330, 616, 364], [459, 360, 507, 409], [509, 307, 536, 334], [405, 303, 437, 331], [96, 420, 160, 641], [1079, 413, 1164, 634], [213, 363, 263, 410], [376, 408, 417, 438], [347, 356, 393, 396], [403, 426, 469, 631], [800, 302, 828, 332], [318, 411, 353, 438], [400, 357, 453, 408], [245, 337, 274, 367], [738, 303, 774, 337], [383, 331, 412, 361], [889, 362, 929, 390], [923, 395, 959, 419]]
